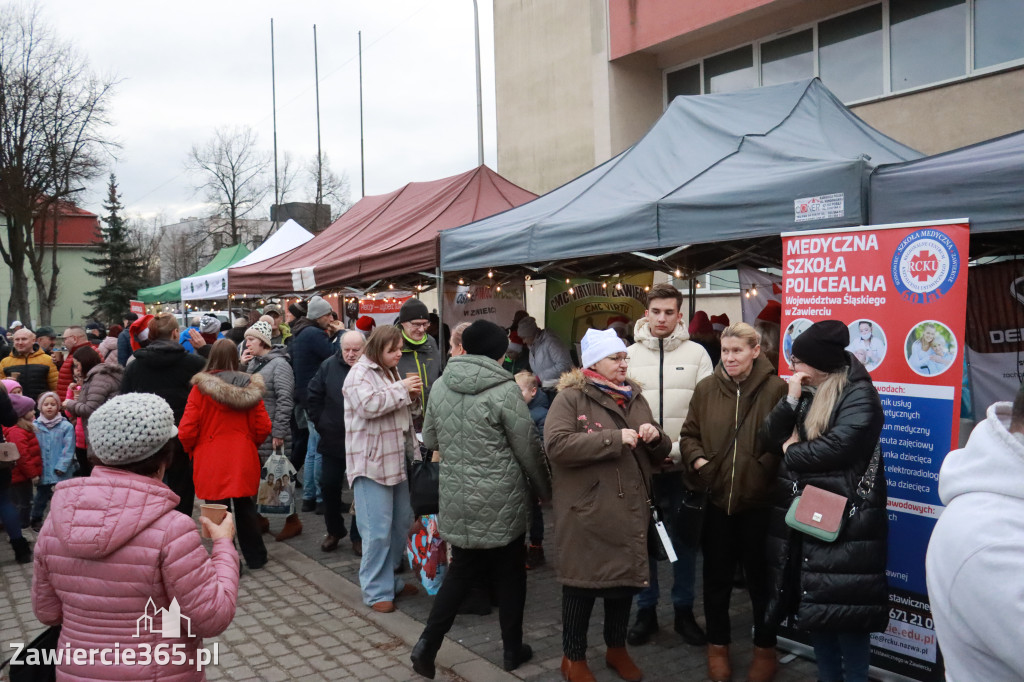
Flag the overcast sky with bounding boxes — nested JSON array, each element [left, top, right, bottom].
[[41, 0, 498, 224]]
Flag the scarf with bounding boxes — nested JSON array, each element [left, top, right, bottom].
[[36, 413, 65, 429], [401, 330, 427, 346], [583, 368, 633, 406]]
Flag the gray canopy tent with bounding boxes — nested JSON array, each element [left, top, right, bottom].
[[441, 78, 921, 278]]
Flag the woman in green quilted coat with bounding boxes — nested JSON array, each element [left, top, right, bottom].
[[411, 320, 551, 679]]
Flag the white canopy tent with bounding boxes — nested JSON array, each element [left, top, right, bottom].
[[180, 220, 314, 301]]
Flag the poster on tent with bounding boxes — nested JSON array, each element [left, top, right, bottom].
[[964, 260, 1024, 421], [359, 295, 412, 328], [441, 282, 526, 331], [545, 273, 654, 362], [780, 220, 969, 681]]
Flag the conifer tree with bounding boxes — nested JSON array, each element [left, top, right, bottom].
[[84, 174, 147, 322]]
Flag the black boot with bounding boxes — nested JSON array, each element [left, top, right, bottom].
[[410, 637, 439, 679], [674, 607, 707, 646], [626, 606, 659, 645], [503, 643, 533, 672], [11, 537, 32, 564]]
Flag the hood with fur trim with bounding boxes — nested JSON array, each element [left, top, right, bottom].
[[555, 367, 642, 396], [191, 371, 265, 410]]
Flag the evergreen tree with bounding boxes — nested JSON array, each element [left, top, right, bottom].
[[84, 174, 147, 323]]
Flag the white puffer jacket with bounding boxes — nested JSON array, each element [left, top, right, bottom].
[[626, 318, 713, 463]]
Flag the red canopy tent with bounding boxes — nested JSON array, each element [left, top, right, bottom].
[[229, 165, 536, 293]]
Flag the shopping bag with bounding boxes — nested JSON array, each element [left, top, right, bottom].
[[257, 447, 297, 516], [406, 514, 447, 595]]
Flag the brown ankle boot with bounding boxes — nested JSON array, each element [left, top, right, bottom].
[[274, 514, 302, 541], [746, 646, 777, 682], [605, 647, 643, 681], [257, 514, 270, 534], [560, 656, 596, 682], [707, 644, 731, 682]]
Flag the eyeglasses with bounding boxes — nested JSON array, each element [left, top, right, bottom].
[[406, 321, 430, 330], [606, 354, 629, 364]]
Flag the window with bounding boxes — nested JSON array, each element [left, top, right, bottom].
[[890, 0, 967, 91], [704, 46, 756, 94], [819, 5, 884, 102], [666, 65, 701, 102], [761, 30, 814, 87], [974, 0, 1024, 69]]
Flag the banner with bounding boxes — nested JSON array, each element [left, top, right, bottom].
[[545, 273, 654, 360], [964, 260, 1024, 420], [781, 220, 970, 682], [359, 295, 412, 328], [129, 300, 146, 316], [441, 282, 526, 331]]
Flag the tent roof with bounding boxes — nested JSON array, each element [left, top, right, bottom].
[[229, 166, 536, 293], [180, 220, 314, 301], [440, 79, 921, 274], [137, 244, 250, 303], [870, 129, 1024, 237]]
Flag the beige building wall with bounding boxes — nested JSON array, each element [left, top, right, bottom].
[[0, 244, 103, 331]]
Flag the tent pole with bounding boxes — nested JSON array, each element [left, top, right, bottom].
[[688, 277, 696, 320], [437, 267, 447, 364]]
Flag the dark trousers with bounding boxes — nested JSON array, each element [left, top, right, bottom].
[[321, 454, 359, 541], [74, 446, 93, 477], [528, 495, 544, 545], [208, 496, 267, 568], [9, 480, 32, 528], [702, 503, 775, 648], [562, 588, 632, 660], [420, 535, 527, 653], [163, 438, 194, 517], [290, 405, 309, 471]]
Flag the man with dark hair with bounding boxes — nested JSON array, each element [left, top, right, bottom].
[[625, 282, 713, 647], [926, 384, 1024, 681], [34, 327, 58, 355], [117, 312, 139, 365]]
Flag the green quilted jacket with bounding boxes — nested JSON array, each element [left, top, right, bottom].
[[422, 354, 552, 549]]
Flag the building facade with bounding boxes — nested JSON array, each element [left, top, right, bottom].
[[494, 0, 1024, 195]]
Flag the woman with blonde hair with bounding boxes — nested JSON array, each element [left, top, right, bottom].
[[908, 323, 953, 375], [680, 323, 787, 682], [763, 320, 887, 682], [343, 325, 422, 612]]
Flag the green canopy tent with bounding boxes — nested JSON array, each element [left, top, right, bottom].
[[137, 244, 251, 303]]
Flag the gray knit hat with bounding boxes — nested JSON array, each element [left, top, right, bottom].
[[245, 320, 273, 347], [88, 394, 178, 466], [306, 295, 333, 320], [199, 314, 220, 334]]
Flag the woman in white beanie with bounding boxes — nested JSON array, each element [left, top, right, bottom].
[[31, 393, 239, 681], [544, 327, 670, 682]]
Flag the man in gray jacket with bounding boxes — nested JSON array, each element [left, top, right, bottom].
[[411, 320, 551, 679]]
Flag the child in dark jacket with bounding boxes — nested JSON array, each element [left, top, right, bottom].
[[31, 392, 76, 531], [3, 393, 42, 530], [515, 371, 550, 569]]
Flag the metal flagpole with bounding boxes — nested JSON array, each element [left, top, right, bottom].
[[314, 25, 324, 228], [472, 0, 484, 166], [271, 19, 280, 229], [358, 31, 366, 198]]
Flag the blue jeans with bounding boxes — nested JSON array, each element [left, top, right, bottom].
[[810, 631, 872, 682], [0, 485, 24, 541], [353, 476, 413, 606], [303, 418, 322, 503], [31, 483, 55, 524], [636, 541, 697, 609]]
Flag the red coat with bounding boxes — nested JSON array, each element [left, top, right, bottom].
[[178, 371, 271, 500], [4, 424, 42, 484]]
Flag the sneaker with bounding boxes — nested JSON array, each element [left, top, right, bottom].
[[301, 498, 316, 513], [525, 543, 545, 569], [30, 520, 43, 533]]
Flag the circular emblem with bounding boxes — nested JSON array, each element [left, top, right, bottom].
[[891, 229, 959, 304]]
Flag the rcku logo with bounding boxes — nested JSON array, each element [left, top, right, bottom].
[[891, 229, 959, 304], [907, 250, 939, 282]]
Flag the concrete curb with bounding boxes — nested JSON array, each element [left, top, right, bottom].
[[268, 541, 522, 682]]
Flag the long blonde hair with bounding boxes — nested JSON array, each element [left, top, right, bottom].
[[918, 323, 940, 352], [803, 369, 849, 440]]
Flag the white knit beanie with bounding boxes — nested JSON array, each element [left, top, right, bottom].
[[245, 320, 274, 347], [87, 394, 178, 466], [580, 327, 627, 369]]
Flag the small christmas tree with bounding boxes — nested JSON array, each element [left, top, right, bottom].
[[84, 174, 147, 323]]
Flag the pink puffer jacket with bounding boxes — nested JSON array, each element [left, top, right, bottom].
[[32, 467, 239, 681]]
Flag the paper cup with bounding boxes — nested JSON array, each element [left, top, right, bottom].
[[199, 504, 228, 538], [406, 372, 418, 379]]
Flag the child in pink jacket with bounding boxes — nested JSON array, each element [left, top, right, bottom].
[[32, 394, 239, 681]]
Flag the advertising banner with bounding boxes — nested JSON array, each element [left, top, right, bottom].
[[964, 260, 1024, 420], [545, 273, 654, 359], [780, 220, 970, 681], [359, 295, 412, 328], [441, 282, 526, 331], [129, 300, 146, 316]]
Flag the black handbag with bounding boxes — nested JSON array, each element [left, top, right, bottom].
[[1, 625, 60, 682], [408, 445, 440, 516]]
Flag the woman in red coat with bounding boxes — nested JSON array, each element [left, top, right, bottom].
[[179, 339, 272, 570]]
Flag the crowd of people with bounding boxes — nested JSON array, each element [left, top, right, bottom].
[[1, 282, 1011, 682]]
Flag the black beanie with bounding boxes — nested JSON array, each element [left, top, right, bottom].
[[791, 320, 850, 372], [461, 320, 509, 361], [398, 298, 430, 324], [288, 301, 308, 319]]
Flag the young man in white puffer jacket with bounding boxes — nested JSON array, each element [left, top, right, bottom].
[[625, 282, 713, 647]]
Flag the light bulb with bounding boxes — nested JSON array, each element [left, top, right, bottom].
[[602, 282, 607, 289], [565, 278, 570, 284], [644, 286, 650, 292], [696, 281, 701, 288], [458, 278, 464, 285], [388, 283, 394, 290], [674, 269, 682, 278], [487, 270, 493, 278], [615, 283, 623, 290], [568, 287, 575, 295]]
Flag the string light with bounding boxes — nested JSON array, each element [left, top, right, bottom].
[[644, 286, 650, 292], [487, 270, 493, 278], [601, 282, 607, 289], [496, 285, 501, 292], [674, 269, 682, 278], [568, 287, 575, 295], [529, 284, 534, 291], [565, 278, 570, 284], [388, 283, 395, 290], [696, 281, 702, 289], [458, 277, 464, 285], [751, 284, 758, 296], [615, 282, 623, 290]]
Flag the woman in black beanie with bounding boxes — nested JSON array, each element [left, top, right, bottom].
[[762, 320, 888, 682]]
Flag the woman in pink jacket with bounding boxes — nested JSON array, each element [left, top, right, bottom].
[[32, 393, 239, 681]]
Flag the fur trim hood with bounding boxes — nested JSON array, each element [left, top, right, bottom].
[[555, 367, 642, 395], [191, 371, 265, 409]]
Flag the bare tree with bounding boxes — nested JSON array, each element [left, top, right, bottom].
[[305, 152, 352, 231], [187, 125, 270, 246], [0, 3, 116, 324], [276, 151, 297, 206], [125, 211, 165, 288]]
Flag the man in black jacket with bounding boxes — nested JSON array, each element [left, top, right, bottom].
[[120, 313, 206, 516], [307, 330, 364, 553]]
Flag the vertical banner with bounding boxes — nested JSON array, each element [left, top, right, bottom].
[[545, 273, 654, 360], [441, 282, 526, 330], [964, 260, 1024, 420], [359, 295, 412, 328], [781, 220, 969, 682]]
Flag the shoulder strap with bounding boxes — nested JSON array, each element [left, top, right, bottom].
[[600, 398, 657, 509]]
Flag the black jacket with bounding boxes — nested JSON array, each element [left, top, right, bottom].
[[0, 389, 20, 489], [762, 353, 888, 633], [121, 340, 207, 424], [289, 317, 335, 405], [306, 349, 352, 459]]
